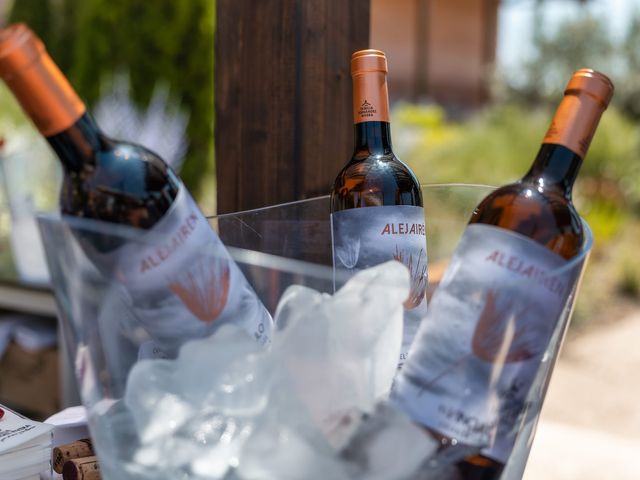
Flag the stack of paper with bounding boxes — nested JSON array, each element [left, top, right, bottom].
[[0, 404, 54, 479], [45, 406, 89, 449]]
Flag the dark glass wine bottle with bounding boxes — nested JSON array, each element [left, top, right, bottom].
[[468, 70, 615, 260], [0, 23, 272, 355], [330, 49, 427, 368], [0, 24, 179, 235], [391, 69, 613, 478], [330, 49, 422, 217]]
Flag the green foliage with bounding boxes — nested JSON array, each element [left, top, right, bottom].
[[0, 82, 32, 126], [394, 103, 549, 187], [613, 10, 640, 119], [511, 13, 614, 103], [394, 101, 640, 250], [73, 0, 215, 202], [49, 0, 79, 74], [8, 0, 53, 48], [612, 222, 640, 298], [618, 262, 640, 297], [575, 107, 640, 223], [8, 0, 215, 204], [503, 7, 640, 125], [393, 99, 640, 328], [580, 107, 640, 181], [570, 107, 640, 246], [580, 197, 626, 244]]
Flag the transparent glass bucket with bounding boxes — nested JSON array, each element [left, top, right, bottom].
[[37, 184, 592, 480]]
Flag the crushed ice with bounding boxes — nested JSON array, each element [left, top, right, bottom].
[[94, 261, 476, 479]]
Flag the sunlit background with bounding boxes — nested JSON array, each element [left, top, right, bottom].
[[380, 1, 640, 477], [0, 1, 636, 478]]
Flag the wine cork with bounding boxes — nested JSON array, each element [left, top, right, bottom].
[[62, 455, 101, 480], [53, 439, 94, 473]]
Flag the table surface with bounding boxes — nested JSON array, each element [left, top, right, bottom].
[[0, 279, 57, 317]]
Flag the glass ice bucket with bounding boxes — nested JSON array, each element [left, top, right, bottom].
[[37, 184, 592, 480]]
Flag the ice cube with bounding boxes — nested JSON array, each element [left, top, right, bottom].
[[272, 261, 409, 447], [237, 422, 351, 480], [341, 403, 483, 480], [341, 403, 438, 480], [123, 325, 270, 478]]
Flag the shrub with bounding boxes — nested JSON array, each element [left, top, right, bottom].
[[394, 102, 640, 249], [393, 103, 549, 187], [8, 0, 215, 205]]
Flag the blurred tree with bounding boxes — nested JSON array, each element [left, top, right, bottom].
[[8, 0, 215, 204], [49, 0, 79, 75], [503, 5, 640, 124], [508, 11, 614, 105], [616, 10, 640, 119], [8, 0, 53, 48]]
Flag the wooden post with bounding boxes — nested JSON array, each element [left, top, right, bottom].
[[215, 0, 371, 214]]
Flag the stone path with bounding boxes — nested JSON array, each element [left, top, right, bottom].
[[523, 311, 640, 479]]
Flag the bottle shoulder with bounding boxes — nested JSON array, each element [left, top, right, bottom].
[[97, 140, 177, 182], [60, 139, 180, 228], [469, 180, 583, 259], [343, 153, 417, 175], [331, 153, 423, 211]]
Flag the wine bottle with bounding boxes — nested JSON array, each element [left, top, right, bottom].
[[330, 49, 427, 368], [0, 23, 272, 356], [391, 69, 613, 477]]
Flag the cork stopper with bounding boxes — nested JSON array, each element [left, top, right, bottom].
[[53, 438, 94, 474], [61, 455, 101, 480]]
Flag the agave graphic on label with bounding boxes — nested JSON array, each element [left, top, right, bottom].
[[168, 257, 230, 322], [393, 246, 427, 309], [472, 289, 541, 363], [336, 237, 360, 270]]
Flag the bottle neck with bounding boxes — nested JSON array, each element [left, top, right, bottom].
[[0, 24, 90, 164], [523, 143, 582, 198], [353, 121, 393, 156], [351, 64, 391, 157], [47, 113, 108, 172], [0, 43, 85, 137], [527, 85, 608, 198]]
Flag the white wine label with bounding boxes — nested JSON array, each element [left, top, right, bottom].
[[331, 205, 428, 367], [93, 186, 272, 357], [391, 224, 573, 462]]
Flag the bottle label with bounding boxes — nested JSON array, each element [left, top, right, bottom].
[[391, 224, 573, 462], [93, 186, 273, 357], [331, 205, 428, 367]]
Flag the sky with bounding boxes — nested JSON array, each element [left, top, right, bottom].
[[497, 0, 639, 70]]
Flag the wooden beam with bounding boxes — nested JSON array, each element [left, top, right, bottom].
[[215, 0, 370, 214]]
